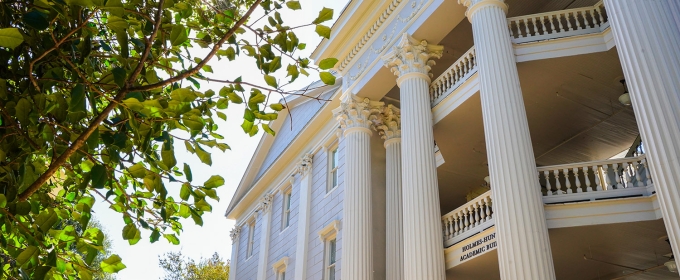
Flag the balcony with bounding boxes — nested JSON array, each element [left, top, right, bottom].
[[442, 155, 659, 269]]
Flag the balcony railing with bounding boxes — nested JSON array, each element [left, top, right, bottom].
[[441, 190, 493, 248], [442, 155, 655, 247], [507, 0, 609, 44], [429, 46, 477, 106]]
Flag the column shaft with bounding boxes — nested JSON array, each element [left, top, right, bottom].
[[294, 154, 314, 280], [228, 228, 241, 280], [400, 76, 446, 280], [466, 1, 556, 279], [604, 0, 680, 269], [256, 196, 273, 280], [343, 128, 374, 280], [385, 140, 404, 280]]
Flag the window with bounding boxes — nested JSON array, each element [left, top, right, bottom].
[[246, 220, 255, 258], [282, 190, 292, 230], [328, 146, 339, 192], [272, 256, 289, 280], [325, 238, 337, 280], [277, 271, 286, 280]]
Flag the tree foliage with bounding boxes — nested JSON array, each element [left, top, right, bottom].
[[0, 0, 336, 278], [159, 251, 229, 280]]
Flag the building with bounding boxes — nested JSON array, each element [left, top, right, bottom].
[[224, 0, 680, 279]]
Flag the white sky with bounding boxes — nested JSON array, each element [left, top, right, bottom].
[[91, 0, 349, 278]]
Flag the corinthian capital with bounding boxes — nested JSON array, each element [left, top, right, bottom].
[[373, 105, 401, 145], [229, 226, 241, 243], [257, 192, 274, 213], [382, 33, 443, 84], [294, 153, 314, 176], [333, 94, 384, 135], [458, 0, 507, 17]]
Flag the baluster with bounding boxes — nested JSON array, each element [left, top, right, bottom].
[[478, 200, 487, 222], [447, 216, 454, 239], [442, 220, 449, 240], [641, 158, 652, 185], [635, 160, 646, 187], [596, 6, 604, 24], [603, 164, 612, 190], [468, 205, 477, 228], [613, 163, 623, 189], [548, 14, 557, 34], [534, 17, 543, 35], [563, 168, 572, 194], [523, 18, 531, 37], [586, 9, 595, 28], [544, 170, 552, 196], [463, 58, 470, 74], [566, 12, 574, 31], [593, 165, 602, 191], [554, 169, 562, 195], [624, 162, 634, 188], [509, 23, 515, 38], [573, 167, 582, 193], [475, 202, 482, 226], [484, 196, 492, 221], [454, 212, 460, 236], [463, 208, 470, 231], [557, 13, 566, 32], [575, 11, 583, 30], [583, 166, 591, 192]]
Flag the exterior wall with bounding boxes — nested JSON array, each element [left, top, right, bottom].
[[306, 138, 346, 280], [236, 214, 262, 280], [265, 180, 301, 279]]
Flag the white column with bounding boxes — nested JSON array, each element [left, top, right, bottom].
[[256, 193, 274, 280], [333, 95, 383, 280], [294, 153, 314, 280], [382, 33, 446, 280], [459, 0, 556, 279], [374, 105, 404, 280], [228, 226, 241, 280], [604, 0, 680, 270]]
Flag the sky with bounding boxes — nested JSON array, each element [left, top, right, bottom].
[[90, 0, 349, 278]]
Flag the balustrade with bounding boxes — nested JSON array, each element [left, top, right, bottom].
[[441, 190, 492, 247], [507, 1, 608, 44], [537, 155, 652, 200], [429, 47, 477, 105]]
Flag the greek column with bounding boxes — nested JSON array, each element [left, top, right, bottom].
[[294, 153, 314, 280], [227, 226, 241, 280], [256, 193, 273, 280], [459, 0, 556, 279], [374, 105, 404, 280], [382, 33, 446, 280], [604, 0, 680, 272], [332, 94, 383, 280]]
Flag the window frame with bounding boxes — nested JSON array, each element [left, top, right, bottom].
[[272, 256, 289, 280], [246, 219, 256, 259], [281, 188, 292, 230], [324, 238, 337, 280], [327, 144, 339, 193]]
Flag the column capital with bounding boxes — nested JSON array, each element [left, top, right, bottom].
[[373, 104, 402, 147], [333, 94, 383, 136], [382, 33, 443, 86], [257, 192, 274, 214], [458, 0, 507, 19], [294, 153, 314, 176], [230, 226, 242, 243]]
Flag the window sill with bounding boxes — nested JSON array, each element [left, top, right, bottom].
[[323, 186, 338, 199]]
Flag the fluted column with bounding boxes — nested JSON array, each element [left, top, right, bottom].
[[294, 153, 314, 280], [228, 226, 241, 280], [256, 193, 274, 280], [382, 33, 446, 280], [604, 0, 680, 270], [333, 95, 383, 280], [459, 0, 556, 279], [374, 105, 404, 280]]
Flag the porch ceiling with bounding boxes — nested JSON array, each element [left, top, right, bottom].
[[447, 219, 678, 280], [434, 47, 638, 213]]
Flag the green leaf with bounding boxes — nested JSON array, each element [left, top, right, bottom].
[[106, 16, 128, 34], [16, 246, 39, 268], [195, 145, 212, 165], [182, 115, 204, 131], [195, 199, 212, 212], [315, 24, 331, 39], [170, 25, 188, 46], [150, 229, 161, 243], [191, 211, 203, 226], [122, 223, 141, 245], [90, 165, 107, 189], [262, 123, 276, 136], [0, 194, 6, 208], [23, 11, 49, 30], [128, 163, 147, 178], [318, 58, 338, 70], [0, 28, 24, 49], [104, 0, 124, 16], [101, 255, 126, 273], [313, 7, 334, 24], [164, 234, 180, 245], [112, 67, 126, 87], [286, 1, 301, 10], [36, 209, 59, 232], [203, 175, 224, 189], [216, 111, 227, 121], [15, 98, 31, 124], [183, 163, 192, 182], [161, 147, 177, 169], [69, 84, 86, 114], [122, 98, 144, 111], [269, 103, 284, 111], [264, 74, 278, 88], [286, 64, 299, 81], [179, 204, 191, 218], [180, 183, 191, 201], [227, 92, 243, 104], [319, 71, 336, 85], [170, 88, 197, 102]]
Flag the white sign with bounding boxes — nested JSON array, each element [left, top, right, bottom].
[[451, 232, 497, 266]]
